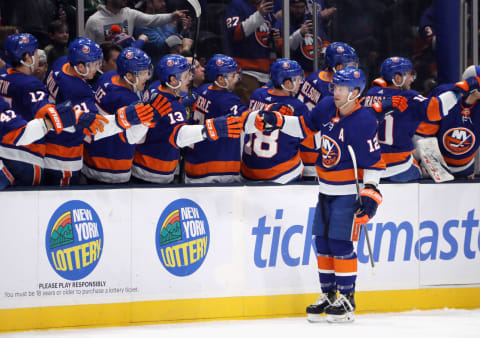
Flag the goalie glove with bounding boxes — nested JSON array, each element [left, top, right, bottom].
[[372, 96, 408, 114], [454, 76, 480, 95], [116, 102, 154, 130], [354, 184, 382, 226], [204, 115, 243, 141]]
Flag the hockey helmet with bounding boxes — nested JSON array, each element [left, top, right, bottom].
[[116, 47, 152, 77], [462, 65, 480, 80], [270, 59, 304, 87], [156, 54, 190, 84], [324, 42, 357, 70], [68, 37, 102, 66], [332, 66, 366, 95], [206, 54, 238, 81], [380, 57, 414, 82], [3, 33, 38, 64]]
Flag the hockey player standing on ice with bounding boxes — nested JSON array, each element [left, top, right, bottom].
[[242, 58, 308, 183], [44, 38, 160, 185], [414, 65, 480, 179], [133, 54, 244, 184], [185, 54, 248, 183], [364, 57, 475, 182], [82, 47, 170, 184], [296, 42, 358, 178], [256, 67, 385, 323]]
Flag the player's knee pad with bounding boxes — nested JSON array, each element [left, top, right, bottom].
[[315, 235, 330, 255], [328, 238, 355, 258]]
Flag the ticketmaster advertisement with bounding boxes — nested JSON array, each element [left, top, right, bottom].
[[0, 183, 479, 310]]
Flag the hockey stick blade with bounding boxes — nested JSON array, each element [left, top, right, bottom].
[[186, 0, 202, 18]]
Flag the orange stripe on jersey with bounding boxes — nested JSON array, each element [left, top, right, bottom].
[[300, 150, 319, 164], [233, 24, 244, 41], [33, 165, 41, 185], [416, 121, 440, 136], [426, 97, 442, 121], [381, 150, 414, 165], [186, 160, 240, 176], [299, 116, 316, 137], [318, 71, 330, 82], [301, 134, 315, 149], [317, 255, 334, 270], [61, 171, 72, 186], [23, 143, 46, 156], [2, 166, 15, 184], [118, 132, 127, 144], [371, 77, 387, 88], [83, 151, 132, 171], [169, 123, 186, 149], [1, 126, 25, 145], [134, 152, 178, 173], [444, 152, 476, 166], [333, 257, 357, 274], [241, 152, 301, 180], [46, 143, 83, 159], [316, 167, 361, 182], [371, 158, 386, 169], [235, 58, 273, 73]]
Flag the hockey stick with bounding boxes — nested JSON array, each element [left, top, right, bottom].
[[347, 145, 375, 270], [186, 0, 202, 70]]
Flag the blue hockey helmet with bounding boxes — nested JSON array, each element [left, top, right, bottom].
[[156, 54, 190, 84], [68, 37, 102, 66], [270, 59, 304, 87], [380, 56, 414, 82], [462, 65, 480, 80], [116, 47, 151, 76], [206, 54, 238, 81], [3, 33, 38, 64], [332, 66, 366, 95], [324, 42, 357, 70]]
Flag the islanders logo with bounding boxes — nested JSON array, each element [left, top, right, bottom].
[[301, 36, 323, 60], [45, 200, 103, 280], [82, 45, 90, 54], [443, 127, 475, 155], [255, 21, 273, 48], [155, 199, 210, 277], [321, 135, 341, 168]]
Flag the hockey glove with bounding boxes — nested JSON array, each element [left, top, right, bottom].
[[204, 115, 243, 141], [255, 110, 285, 132], [43, 105, 64, 134], [80, 113, 109, 137], [454, 76, 480, 95], [372, 96, 408, 113], [354, 184, 383, 226], [116, 102, 154, 130], [150, 93, 173, 118], [181, 91, 198, 109]]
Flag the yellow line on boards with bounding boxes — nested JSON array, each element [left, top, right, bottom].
[[1, 287, 480, 332]]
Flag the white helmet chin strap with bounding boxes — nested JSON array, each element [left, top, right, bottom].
[[215, 75, 229, 90], [74, 64, 90, 78], [20, 56, 35, 73], [166, 76, 182, 96], [339, 91, 359, 110], [392, 74, 406, 88], [124, 74, 139, 93]]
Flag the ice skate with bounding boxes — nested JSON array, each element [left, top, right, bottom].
[[325, 292, 355, 323], [306, 290, 337, 322]]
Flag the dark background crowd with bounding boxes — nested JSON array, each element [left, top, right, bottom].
[[0, 0, 446, 95]]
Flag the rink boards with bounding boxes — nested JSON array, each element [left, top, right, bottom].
[[1, 182, 480, 331]]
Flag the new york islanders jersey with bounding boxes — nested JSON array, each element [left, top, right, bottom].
[[302, 96, 385, 195], [132, 83, 187, 184], [242, 87, 308, 183], [363, 86, 452, 178], [43, 57, 98, 184], [185, 83, 248, 183], [225, 0, 279, 78], [82, 73, 139, 183], [297, 70, 332, 111], [0, 69, 53, 159], [419, 84, 479, 177], [0, 100, 46, 185]]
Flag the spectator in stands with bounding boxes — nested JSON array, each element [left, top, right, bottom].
[[134, 0, 193, 65], [225, 0, 282, 105], [44, 20, 69, 65], [101, 42, 123, 73], [164, 34, 192, 56], [109, 24, 149, 49], [85, 0, 188, 44]]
